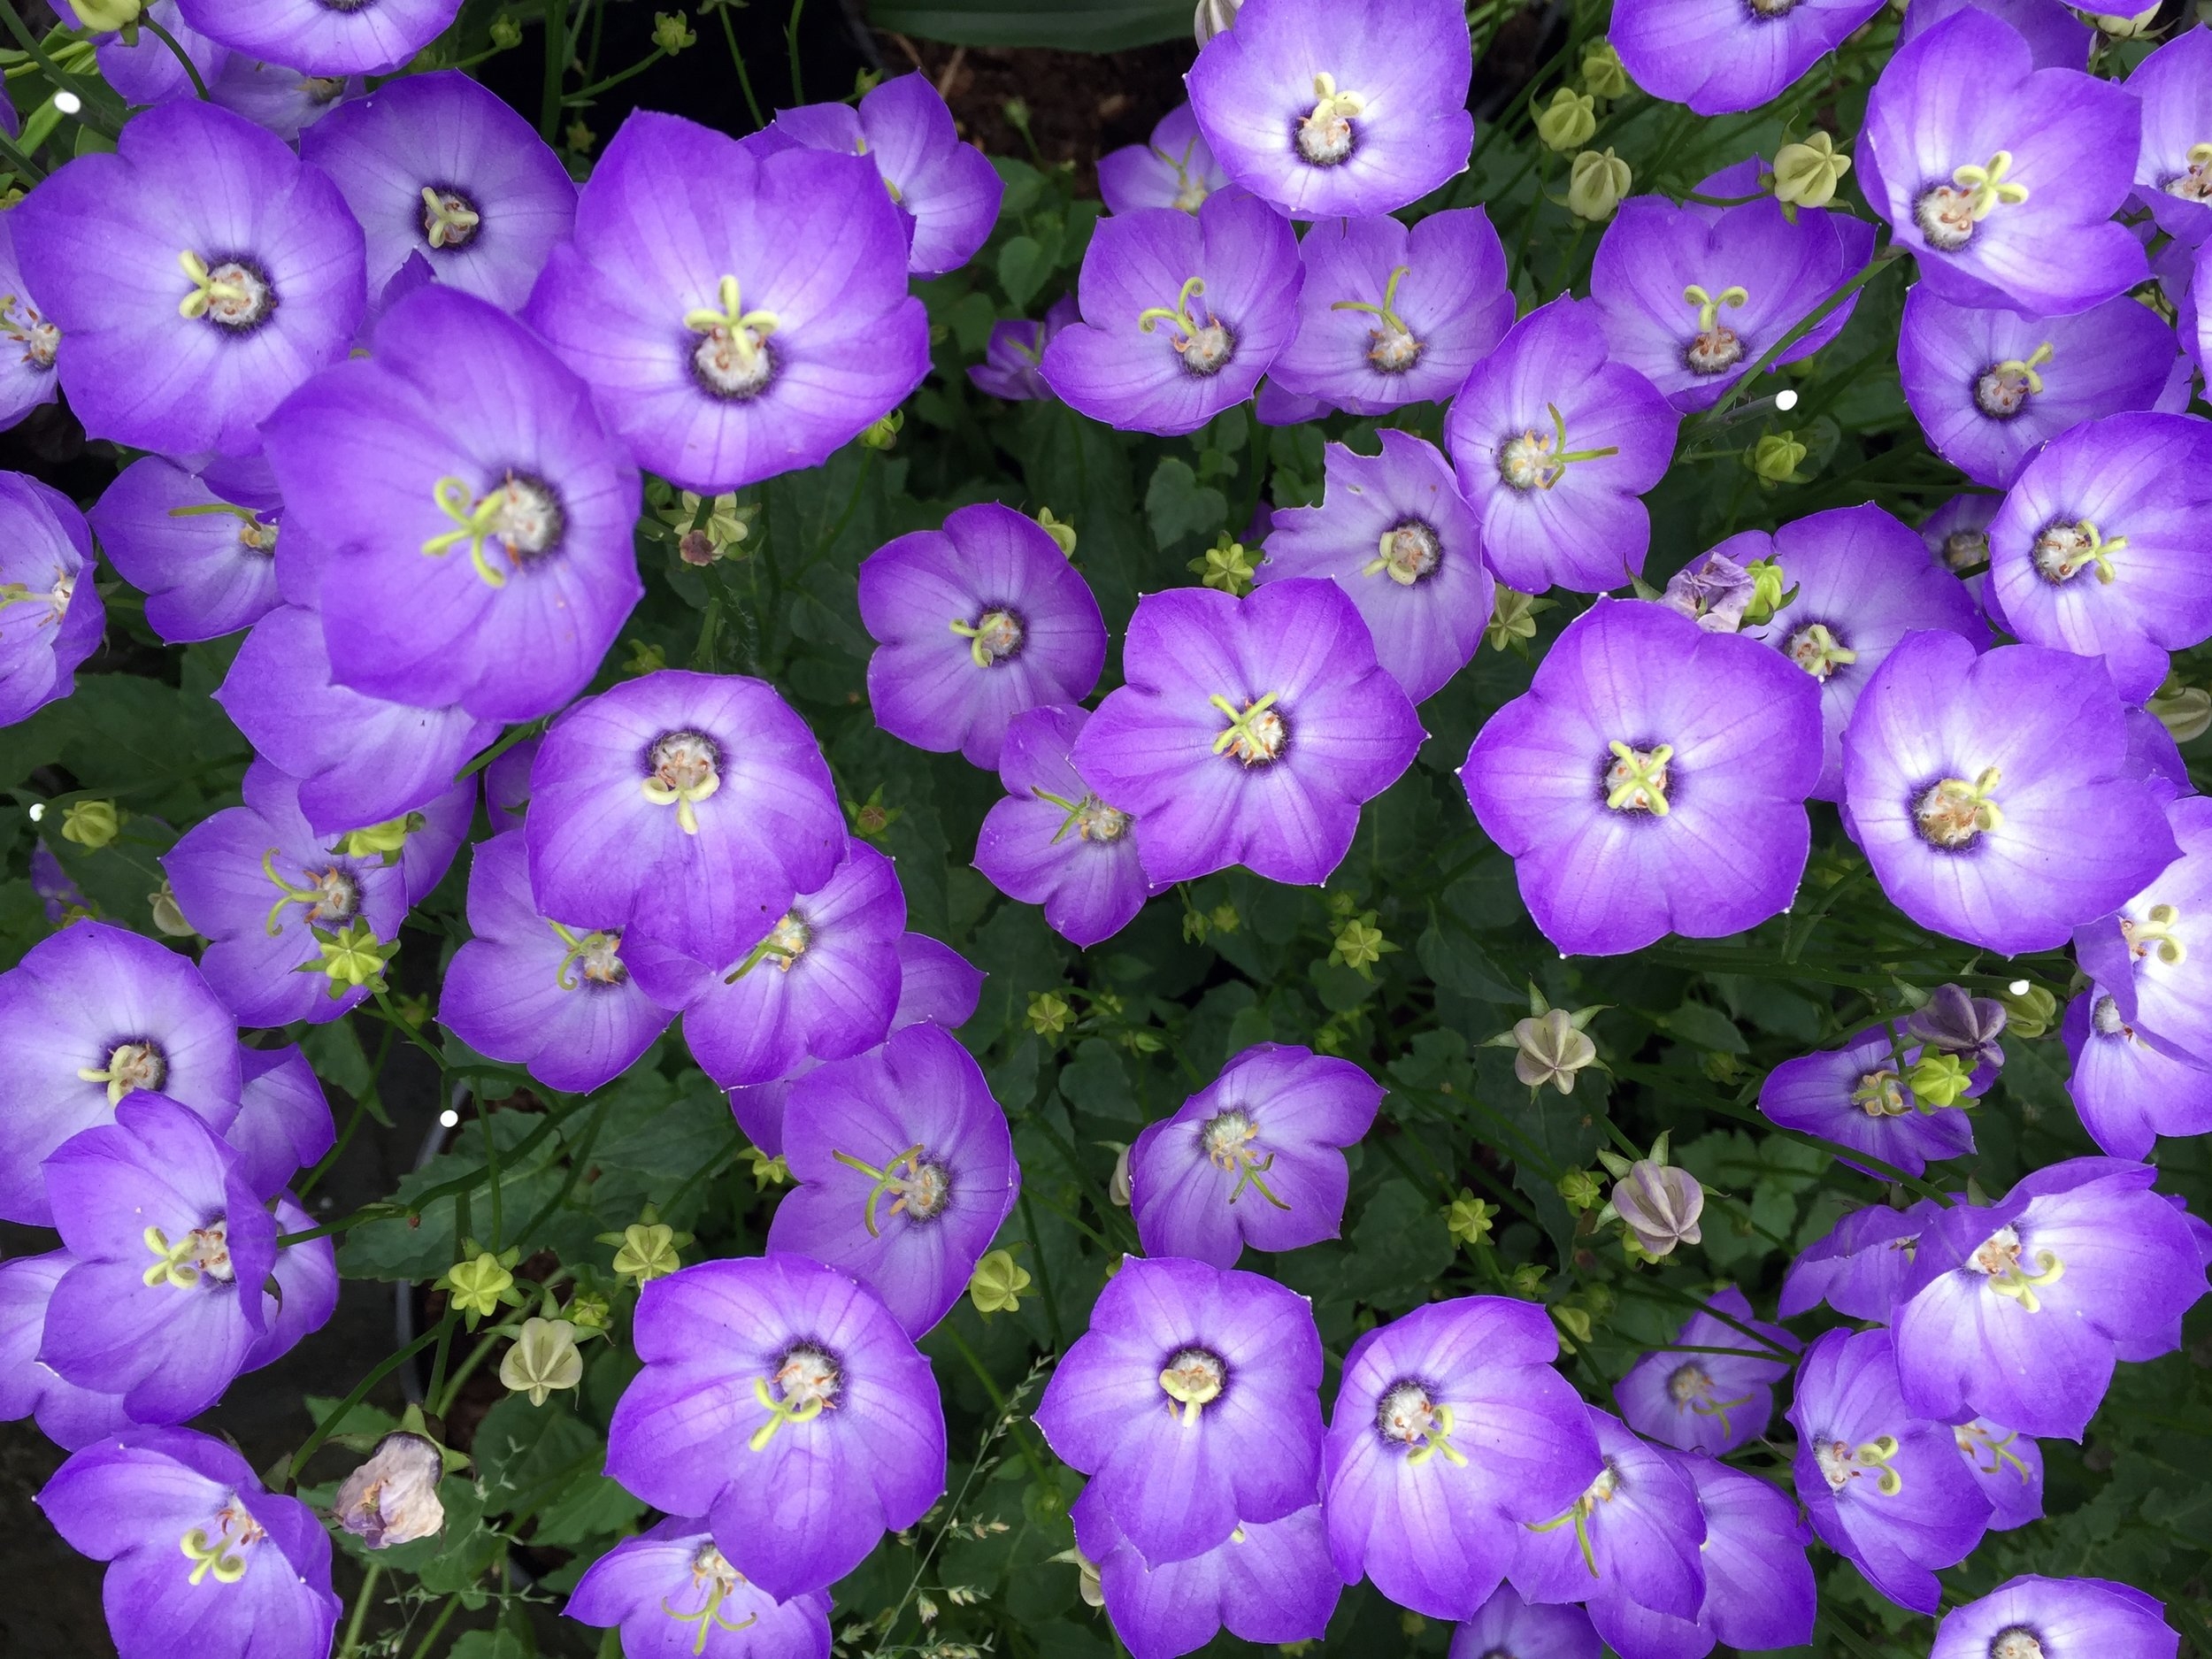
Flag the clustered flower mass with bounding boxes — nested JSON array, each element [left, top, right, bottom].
[[4, 0, 2212, 1654]]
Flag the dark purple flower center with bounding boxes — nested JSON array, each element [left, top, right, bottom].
[[1989, 1627, 2046, 1659], [181, 251, 278, 334], [1911, 766, 2002, 851], [1600, 740, 1674, 816], [1366, 518, 1442, 586], [1742, 0, 1801, 17], [1159, 1345, 1227, 1424], [1294, 73, 1364, 167], [641, 729, 723, 834], [79, 1035, 166, 1102], [1971, 342, 2051, 420], [951, 605, 1025, 666], [419, 183, 481, 252]]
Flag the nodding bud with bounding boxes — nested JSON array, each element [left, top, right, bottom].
[[1771, 132, 1852, 211], [1997, 981, 2058, 1041], [1567, 149, 1632, 221], [1108, 1143, 1133, 1207], [501, 1317, 585, 1407], [2090, 2, 2161, 35], [1535, 89, 1597, 153], [970, 1248, 1031, 1316], [1751, 431, 1809, 483], [1611, 1161, 1704, 1258], [2150, 675, 2212, 743], [1194, 0, 1241, 45], [67, 0, 140, 29], [334, 1433, 446, 1550], [1509, 1008, 1600, 1094], [60, 799, 119, 849], [1581, 42, 1632, 100]]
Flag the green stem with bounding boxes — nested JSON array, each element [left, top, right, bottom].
[[452, 718, 548, 784], [339, 1562, 380, 1659], [538, 0, 565, 141], [1016, 1193, 1065, 1355], [715, 0, 765, 128], [1700, 242, 1901, 424], [475, 1088, 504, 1250], [406, 1594, 463, 1659], [785, 0, 806, 103], [370, 991, 449, 1075], [0, 4, 119, 121], [287, 1319, 449, 1483], [563, 44, 666, 104]]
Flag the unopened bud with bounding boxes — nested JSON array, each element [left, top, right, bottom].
[[651, 11, 695, 51], [1193, 0, 1241, 45], [1108, 1143, 1132, 1207], [2149, 675, 2212, 743], [1998, 981, 2058, 1041], [1567, 148, 1631, 221], [500, 1317, 584, 1406], [1751, 431, 1808, 483], [1610, 1161, 1703, 1258], [1511, 1008, 1599, 1094], [1446, 1189, 1497, 1249], [1580, 41, 1632, 99], [1534, 88, 1597, 152], [1034, 506, 1078, 558], [488, 13, 523, 48], [1904, 1051, 1974, 1110], [1027, 991, 1072, 1038], [859, 409, 904, 450], [1556, 1168, 1602, 1211], [60, 799, 119, 849], [970, 1248, 1031, 1316], [1771, 131, 1852, 211], [67, 0, 140, 29], [148, 880, 196, 938]]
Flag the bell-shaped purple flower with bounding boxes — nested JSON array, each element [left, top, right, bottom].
[[301, 70, 575, 312], [975, 703, 1153, 949], [1899, 289, 2177, 488], [1035, 1256, 1325, 1567], [1955, 1417, 2043, 1530], [1071, 579, 1424, 887], [1786, 1325, 1993, 1614], [1612, 0, 1885, 115], [1897, 0, 2090, 70], [524, 669, 844, 971], [632, 838, 905, 1089], [762, 75, 1002, 279], [1593, 195, 1873, 413], [1892, 1156, 2209, 1439], [767, 1022, 1018, 1337], [606, 1254, 946, 1600], [1451, 1588, 1601, 1659], [1921, 489, 1997, 598], [1862, 9, 2147, 317], [1099, 103, 1236, 216], [565, 1517, 834, 1659], [2062, 987, 2212, 1160], [1840, 632, 2182, 954], [208, 56, 362, 144], [175, 0, 458, 73], [1127, 1042, 1381, 1268], [1934, 1576, 2177, 1659], [2075, 795, 2212, 1065], [165, 760, 411, 1028], [0, 472, 102, 727], [1983, 412, 2212, 703], [1611, 1286, 1797, 1455], [245, 1189, 339, 1376], [2133, 27, 2212, 249], [227, 1046, 334, 1202], [968, 294, 1079, 403], [860, 503, 1107, 769], [1463, 598, 1822, 957], [89, 457, 281, 645], [0, 213, 59, 432], [1186, 0, 1471, 219], [0, 1251, 133, 1449], [1739, 503, 1986, 800], [0, 922, 241, 1226], [524, 111, 928, 494], [1908, 982, 2010, 1075], [93, 1, 227, 105], [1041, 194, 1301, 435], [216, 603, 498, 833], [12, 99, 364, 458], [265, 284, 642, 722], [1324, 1295, 1603, 1622], [1674, 1453, 1816, 1655], [1757, 1023, 1978, 1177], [1443, 296, 1679, 595], [1259, 430, 1493, 703], [440, 831, 674, 1094], [39, 1095, 275, 1424], [1269, 210, 1513, 415], [396, 772, 476, 908], [1071, 1486, 1340, 1659], [1779, 1198, 1939, 1321]]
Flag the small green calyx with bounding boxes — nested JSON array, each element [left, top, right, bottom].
[[970, 1248, 1032, 1316], [1210, 691, 1286, 765], [1750, 430, 1809, 483], [1447, 1189, 1498, 1249], [1027, 990, 1073, 1037], [330, 811, 425, 864], [1332, 263, 1422, 369], [437, 1246, 525, 1324], [601, 1215, 689, 1284], [1190, 533, 1257, 595], [859, 409, 904, 450], [1158, 1348, 1226, 1427], [1603, 741, 1673, 816], [1486, 587, 1550, 651], [297, 918, 397, 998], [1742, 556, 1790, 626], [1905, 1051, 1974, 1110], [651, 9, 696, 53], [1331, 911, 1396, 977], [500, 1316, 585, 1407], [832, 1142, 949, 1235]]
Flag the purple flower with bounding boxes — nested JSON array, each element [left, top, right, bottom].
[[1186, 0, 1471, 219], [1071, 1486, 1340, 1659], [1462, 598, 1822, 957], [1040, 195, 1301, 435], [859, 503, 1107, 769], [1612, 0, 1885, 115], [1932, 1576, 2177, 1659], [1259, 430, 1493, 703], [95, 1, 227, 106], [246, 1189, 339, 1376], [2062, 987, 2212, 1160], [1593, 196, 1874, 413], [1127, 1042, 1381, 1268], [968, 295, 1079, 402], [39, 1426, 339, 1659], [1757, 1024, 1978, 1178], [1955, 1417, 2043, 1531], [39, 1095, 276, 1423], [88, 457, 280, 645], [1100, 104, 1236, 216], [1786, 1325, 1993, 1614], [0, 211, 60, 432], [0, 472, 102, 727], [0, 922, 240, 1226], [12, 100, 365, 458], [763, 75, 1002, 279], [440, 830, 674, 1094], [1907, 982, 2010, 1075], [524, 669, 844, 971], [227, 1045, 334, 1201], [2075, 795, 2212, 1065], [1897, 0, 2090, 71], [1671, 1454, 1816, 1655], [164, 760, 411, 1028], [631, 838, 905, 1089], [565, 1517, 833, 1659], [1035, 1256, 1325, 1566], [1268, 211, 1514, 415], [208, 57, 361, 144], [1839, 632, 2182, 954], [1611, 1286, 1797, 1455], [1509, 1408, 1706, 1635], [175, 0, 459, 73], [265, 285, 642, 722], [1324, 1296, 1603, 1622], [0, 1252, 133, 1449], [1892, 1156, 2209, 1438], [2133, 27, 2212, 249], [397, 772, 476, 908], [1450, 1588, 1601, 1659], [975, 703, 1151, 949], [768, 1023, 1017, 1336], [524, 112, 928, 494], [1921, 490, 1998, 596], [1256, 378, 1333, 424], [31, 843, 88, 924], [1779, 1199, 1939, 1321], [301, 71, 575, 313], [215, 603, 498, 833], [487, 733, 539, 827], [1899, 289, 2177, 488], [1861, 9, 2147, 317], [1442, 297, 1679, 595], [606, 1254, 945, 1600], [1071, 579, 1423, 887]]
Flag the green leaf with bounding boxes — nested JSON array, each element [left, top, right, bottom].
[[1143, 457, 1229, 550], [997, 234, 1051, 311], [1658, 1001, 1747, 1055], [1337, 1179, 1453, 1312], [473, 1393, 603, 1524], [533, 1466, 647, 1548], [866, 0, 1191, 51]]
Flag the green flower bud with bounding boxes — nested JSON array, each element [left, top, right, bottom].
[[1534, 88, 1597, 152], [1485, 586, 1548, 651], [1553, 1305, 1594, 1350], [609, 1221, 683, 1284], [1567, 148, 1632, 222], [1557, 1168, 1603, 1210], [1904, 1050, 1974, 1110], [2149, 674, 2211, 744], [1510, 1008, 1599, 1094], [970, 1248, 1032, 1316], [67, 0, 140, 29], [1742, 556, 1789, 625], [566, 1290, 612, 1331], [1027, 990, 1072, 1038], [859, 408, 905, 450], [330, 810, 425, 864], [1999, 981, 2059, 1041], [488, 13, 524, 49], [60, 799, 119, 849], [1771, 131, 1852, 210], [1034, 506, 1079, 558], [1751, 430, 1809, 483], [149, 880, 196, 939], [743, 1145, 789, 1188], [1188, 533, 1257, 596], [500, 1317, 584, 1406], [651, 11, 696, 52], [1331, 912, 1394, 977], [1446, 1189, 1497, 1249], [1580, 41, 1632, 99], [438, 1248, 524, 1324]]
